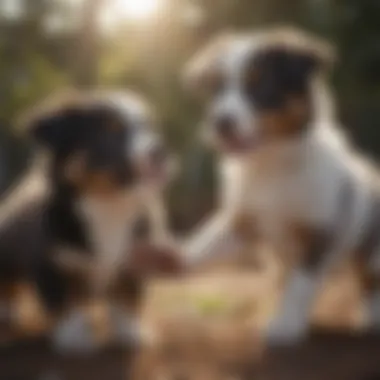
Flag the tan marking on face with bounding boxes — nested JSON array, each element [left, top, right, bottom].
[[80, 171, 121, 198], [64, 152, 87, 186], [64, 154, 122, 197], [259, 96, 310, 141], [65, 151, 129, 198]]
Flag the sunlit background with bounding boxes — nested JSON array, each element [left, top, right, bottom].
[[0, 0, 379, 230], [102, 0, 162, 23]]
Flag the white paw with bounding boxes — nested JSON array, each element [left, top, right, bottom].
[[265, 318, 308, 347], [52, 310, 98, 354], [111, 309, 156, 348]]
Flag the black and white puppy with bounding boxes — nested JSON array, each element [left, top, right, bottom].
[[0, 90, 176, 351], [183, 27, 380, 346]]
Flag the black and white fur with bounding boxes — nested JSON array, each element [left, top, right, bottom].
[[0, 90, 174, 351], [183, 27, 380, 346]]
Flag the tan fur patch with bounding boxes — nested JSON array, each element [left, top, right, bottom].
[[64, 152, 87, 185], [64, 154, 124, 197], [79, 172, 124, 199], [259, 96, 310, 141], [82, 172, 119, 196]]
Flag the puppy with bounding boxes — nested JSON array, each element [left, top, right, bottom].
[[0, 90, 179, 351], [183, 26, 380, 346]]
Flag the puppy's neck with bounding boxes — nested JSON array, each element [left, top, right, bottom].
[[243, 134, 308, 174]]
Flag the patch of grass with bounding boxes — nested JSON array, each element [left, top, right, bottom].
[[193, 295, 231, 317]]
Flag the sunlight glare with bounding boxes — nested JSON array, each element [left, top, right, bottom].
[[115, 0, 161, 20], [101, 0, 162, 32]]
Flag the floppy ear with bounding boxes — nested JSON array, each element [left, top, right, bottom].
[[256, 27, 336, 94], [21, 93, 84, 151], [286, 47, 335, 85], [270, 47, 331, 91], [182, 34, 232, 96], [28, 112, 70, 151], [272, 26, 336, 77]]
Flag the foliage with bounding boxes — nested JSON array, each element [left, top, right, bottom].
[[0, 0, 379, 227]]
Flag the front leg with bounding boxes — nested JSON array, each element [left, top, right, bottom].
[[108, 266, 157, 348], [265, 227, 333, 347], [183, 211, 246, 268], [35, 254, 99, 353], [265, 267, 321, 346]]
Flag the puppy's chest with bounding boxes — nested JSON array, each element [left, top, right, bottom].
[[76, 196, 139, 269], [243, 169, 320, 237]]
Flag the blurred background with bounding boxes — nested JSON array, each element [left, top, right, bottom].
[[0, 0, 379, 232], [1, 3, 380, 377]]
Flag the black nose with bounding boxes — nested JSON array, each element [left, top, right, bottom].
[[214, 114, 236, 138]]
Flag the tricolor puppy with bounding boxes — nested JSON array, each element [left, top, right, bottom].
[[0, 90, 179, 351], [183, 27, 380, 346]]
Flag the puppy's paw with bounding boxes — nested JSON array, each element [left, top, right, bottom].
[[128, 241, 187, 277], [111, 308, 156, 349], [52, 310, 98, 354], [265, 317, 308, 347], [117, 319, 156, 348]]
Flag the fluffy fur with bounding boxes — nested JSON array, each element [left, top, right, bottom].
[[0, 90, 179, 351], [183, 27, 380, 346]]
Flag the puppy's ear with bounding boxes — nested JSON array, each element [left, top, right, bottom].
[[182, 34, 232, 97], [266, 26, 336, 78], [28, 112, 70, 151], [21, 92, 84, 151]]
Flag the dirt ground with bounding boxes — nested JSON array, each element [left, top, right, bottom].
[[130, 262, 368, 380], [0, 261, 379, 380]]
